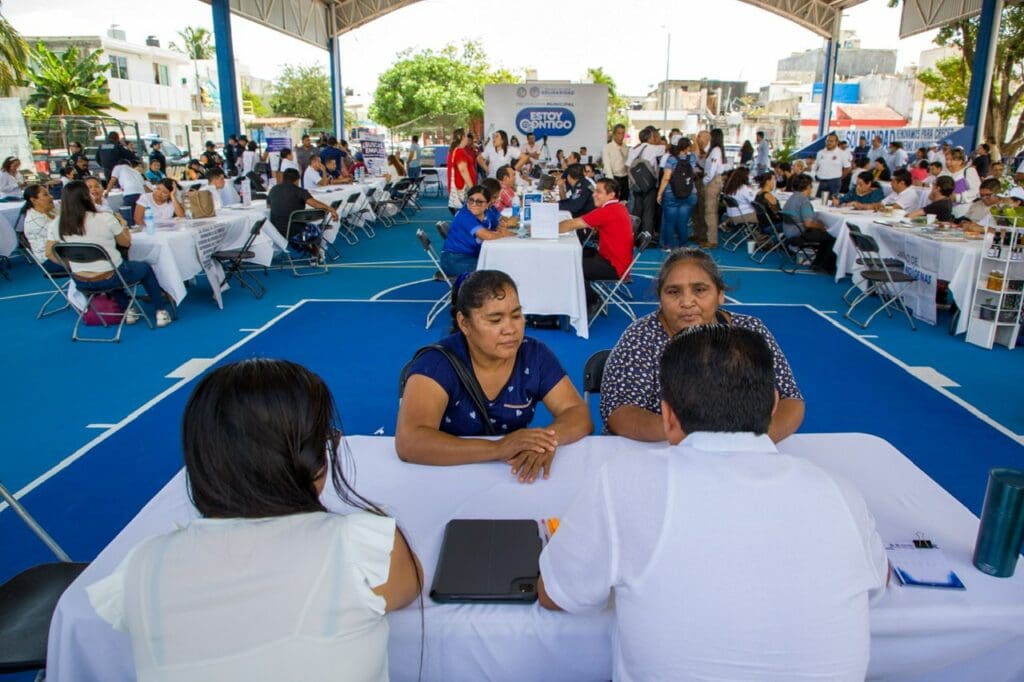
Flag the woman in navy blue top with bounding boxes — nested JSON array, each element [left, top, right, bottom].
[[439, 185, 514, 276], [396, 271, 593, 483]]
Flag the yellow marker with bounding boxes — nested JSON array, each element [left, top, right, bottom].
[[546, 518, 560, 536]]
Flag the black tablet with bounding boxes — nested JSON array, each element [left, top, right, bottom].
[[429, 519, 542, 604]]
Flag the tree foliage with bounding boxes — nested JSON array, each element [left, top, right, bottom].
[[586, 67, 629, 131], [241, 83, 271, 117], [0, 4, 29, 96], [269, 64, 333, 129], [169, 27, 215, 61], [369, 42, 519, 129], [27, 42, 125, 116], [897, 1, 1024, 154]]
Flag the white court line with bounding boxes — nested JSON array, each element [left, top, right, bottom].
[[239, 328, 259, 332], [370, 278, 437, 301], [1, 303, 307, 512], [165, 358, 216, 381], [859, 334, 879, 339], [275, 304, 293, 309], [86, 424, 116, 430], [0, 290, 52, 301], [907, 366, 961, 389]]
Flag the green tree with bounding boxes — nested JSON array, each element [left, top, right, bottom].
[[890, 1, 1024, 154], [26, 42, 125, 116], [586, 67, 629, 131], [241, 83, 270, 117], [0, 2, 29, 95], [269, 64, 333, 129], [369, 42, 519, 129]]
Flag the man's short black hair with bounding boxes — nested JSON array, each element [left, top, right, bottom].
[[891, 168, 912, 186], [207, 168, 225, 180], [205, 140, 215, 148], [756, 131, 764, 139], [638, 127, 653, 143], [660, 325, 775, 435], [565, 163, 584, 181], [934, 175, 955, 197], [596, 177, 619, 197], [789, 173, 813, 192], [980, 177, 1002, 193], [282, 168, 301, 184]]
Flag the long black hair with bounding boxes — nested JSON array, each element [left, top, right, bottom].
[[57, 180, 96, 239], [450, 269, 518, 333], [708, 128, 726, 165], [20, 184, 48, 224], [182, 358, 383, 519], [494, 130, 509, 155]]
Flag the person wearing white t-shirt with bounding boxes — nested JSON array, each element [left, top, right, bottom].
[[303, 155, 332, 189], [274, 148, 300, 186], [478, 130, 519, 178], [134, 179, 184, 226], [812, 132, 848, 198], [625, 126, 665, 237], [941, 148, 981, 204], [87, 358, 422, 682], [205, 168, 241, 209], [539, 325, 888, 682], [874, 169, 921, 213], [106, 160, 147, 217], [866, 136, 887, 165]]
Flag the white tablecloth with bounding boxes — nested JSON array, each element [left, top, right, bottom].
[[47, 433, 1024, 682], [477, 226, 588, 338], [0, 208, 16, 257], [818, 208, 982, 332]]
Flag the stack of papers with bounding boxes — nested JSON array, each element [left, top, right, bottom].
[[886, 542, 965, 589]]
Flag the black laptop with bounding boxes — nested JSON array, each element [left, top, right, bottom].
[[429, 519, 543, 604]]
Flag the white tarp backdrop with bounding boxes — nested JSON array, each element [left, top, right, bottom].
[[484, 84, 608, 164]]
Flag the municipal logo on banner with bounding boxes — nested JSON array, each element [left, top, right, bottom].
[[516, 107, 576, 138]]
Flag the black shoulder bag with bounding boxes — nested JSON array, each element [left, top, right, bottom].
[[409, 345, 496, 435]]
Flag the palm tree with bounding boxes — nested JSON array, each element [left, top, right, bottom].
[[27, 42, 125, 116], [0, 2, 30, 95], [170, 27, 215, 136]]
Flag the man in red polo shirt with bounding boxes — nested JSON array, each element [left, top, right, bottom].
[[559, 178, 635, 317]]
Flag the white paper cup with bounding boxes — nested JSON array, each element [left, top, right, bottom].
[[926, 214, 937, 225], [891, 209, 906, 220]]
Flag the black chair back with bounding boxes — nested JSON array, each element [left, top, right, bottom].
[[583, 349, 611, 396], [51, 242, 114, 267], [848, 230, 886, 269]]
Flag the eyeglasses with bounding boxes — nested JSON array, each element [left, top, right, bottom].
[[467, 198, 488, 205]]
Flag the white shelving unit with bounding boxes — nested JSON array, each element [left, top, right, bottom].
[[966, 223, 1023, 349]]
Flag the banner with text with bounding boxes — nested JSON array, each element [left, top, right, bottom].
[[359, 133, 387, 176], [484, 84, 608, 164], [874, 229, 940, 325]]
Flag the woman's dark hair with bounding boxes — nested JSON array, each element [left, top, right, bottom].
[[855, 170, 875, 188], [789, 173, 813, 193], [2, 156, 18, 174], [280, 148, 293, 159], [755, 172, 775, 189], [23, 183, 46, 207], [182, 358, 382, 519], [723, 167, 750, 196], [708, 128, 725, 163], [57, 180, 96, 239], [465, 184, 491, 202], [448, 128, 465, 156], [660, 325, 775, 435], [481, 177, 501, 198], [494, 130, 508, 155], [156, 178, 177, 194], [874, 156, 891, 180], [247, 141, 258, 152], [450, 269, 518, 331], [934, 175, 955, 197], [655, 247, 727, 297]]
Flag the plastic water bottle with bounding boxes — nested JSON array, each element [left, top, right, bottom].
[[511, 197, 520, 219], [144, 206, 155, 235], [182, 190, 193, 228]]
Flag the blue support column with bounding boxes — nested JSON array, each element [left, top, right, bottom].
[[964, 0, 1002, 146], [211, 0, 241, 142], [329, 36, 345, 137], [817, 14, 842, 139]]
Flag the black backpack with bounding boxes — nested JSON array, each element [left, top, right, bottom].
[[628, 144, 657, 193], [669, 157, 695, 199]]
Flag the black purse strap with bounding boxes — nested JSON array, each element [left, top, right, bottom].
[[412, 344, 496, 436]]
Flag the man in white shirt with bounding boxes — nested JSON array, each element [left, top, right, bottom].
[[875, 168, 921, 212], [206, 168, 239, 208], [754, 131, 771, 174], [303, 155, 331, 189], [625, 126, 664, 235], [888, 141, 908, 171], [602, 124, 630, 202], [538, 324, 888, 682], [812, 132, 848, 198], [867, 135, 887, 165], [521, 133, 542, 165]]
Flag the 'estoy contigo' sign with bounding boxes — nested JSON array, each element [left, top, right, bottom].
[[515, 107, 576, 137]]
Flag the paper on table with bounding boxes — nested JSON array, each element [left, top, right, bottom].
[[529, 203, 560, 239], [886, 542, 966, 589]]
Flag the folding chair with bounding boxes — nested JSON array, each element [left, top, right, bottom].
[[350, 189, 377, 238], [582, 349, 611, 405], [436, 221, 450, 241], [590, 231, 653, 322], [842, 223, 903, 304], [280, 209, 329, 277], [406, 176, 425, 210], [720, 196, 760, 252], [330, 194, 361, 246], [750, 203, 785, 264], [377, 179, 415, 226], [51, 243, 155, 342], [844, 230, 917, 331], [416, 228, 453, 329], [213, 217, 267, 298], [17, 233, 71, 319], [779, 214, 825, 275], [420, 167, 442, 197], [0, 480, 89, 676]]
